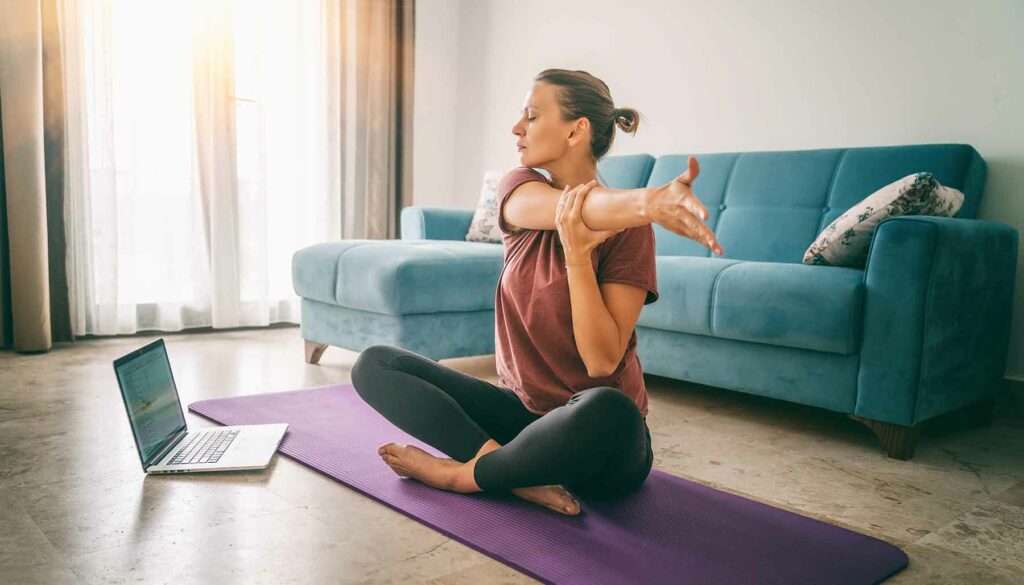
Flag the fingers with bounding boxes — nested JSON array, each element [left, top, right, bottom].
[[675, 156, 701, 185], [662, 208, 723, 254], [702, 228, 724, 255], [565, 181, 581, 214], [687, 216, 720, 253], [569, 179, 597, 214], [672, 158, 708, 220], [686, 195, 710, 222], [555, 185, 569, 224], [690, 221, 724, 254]]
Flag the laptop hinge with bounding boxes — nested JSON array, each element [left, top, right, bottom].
[[146, 429, 189, 469]]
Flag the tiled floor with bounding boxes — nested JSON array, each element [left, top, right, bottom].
[[1, 326, 1022, 584]]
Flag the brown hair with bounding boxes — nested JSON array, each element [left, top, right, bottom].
[[534, 69, 641, 161]]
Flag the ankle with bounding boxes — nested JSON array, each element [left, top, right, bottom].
[[448, 458, 484, 493], [473, 438, 502, 461], [450, 440, 501, 494], [443, 440, 502, 494]]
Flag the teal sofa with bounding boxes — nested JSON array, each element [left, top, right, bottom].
[[292, 143, 1019, 460]]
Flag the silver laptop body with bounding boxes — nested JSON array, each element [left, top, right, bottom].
[[113, 338, 288, 475]]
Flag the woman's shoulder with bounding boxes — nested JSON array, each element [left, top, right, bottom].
[[497, 167, 549, 195], [501, 166, 548, 181]]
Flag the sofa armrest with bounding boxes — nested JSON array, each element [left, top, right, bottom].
[[400, 206, 475, 241], [857, 215, 1019, 426]]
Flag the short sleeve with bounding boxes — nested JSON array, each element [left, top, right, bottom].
[[596, 224, 659, 305], [496, 167, 549, 235]]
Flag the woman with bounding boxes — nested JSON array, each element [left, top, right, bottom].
[[351, 69, 724, 516]]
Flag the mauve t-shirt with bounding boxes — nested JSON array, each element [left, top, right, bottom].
[[494, 167, 659, 418]]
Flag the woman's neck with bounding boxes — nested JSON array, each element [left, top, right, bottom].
[[545, 160, 599, 190]]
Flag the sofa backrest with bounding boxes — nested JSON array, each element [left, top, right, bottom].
[[597, 144, 987, 263]]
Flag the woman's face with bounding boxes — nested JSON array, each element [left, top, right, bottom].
[[512, 82, 581, 167]]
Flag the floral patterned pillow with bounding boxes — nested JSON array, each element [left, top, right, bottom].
[[803, 172, 964, 268], [465, 170, 504, 243]]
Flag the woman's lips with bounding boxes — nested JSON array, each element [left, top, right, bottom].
[[517, 146, 526, 151]]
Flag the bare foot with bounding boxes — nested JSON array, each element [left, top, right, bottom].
[[378, 442, 581, 515], [466, 440, 580, 515], [511, 484, 581, 516], [379, 443, 462, 491]]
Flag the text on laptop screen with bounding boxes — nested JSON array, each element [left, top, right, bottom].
[[116, 344, 186, 463]]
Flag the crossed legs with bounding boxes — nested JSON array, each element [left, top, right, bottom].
[[350, 345, 653, 512]]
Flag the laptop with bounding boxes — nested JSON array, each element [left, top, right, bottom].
[[113, 338, 288, 474]]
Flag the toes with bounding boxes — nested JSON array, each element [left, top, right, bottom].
[[552, 486, 578, 504], [557, 490, 580, 511], [561, 497, 580, 514], [555, 502, 579, 515], [379, 443, 406, 456], [382, 455, 404, 473]]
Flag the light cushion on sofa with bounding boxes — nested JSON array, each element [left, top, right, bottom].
[[803, 172, 964, 268], [292, 240, 503, 315], [637, 257, 865, 355], [465, 170, 503, 244]]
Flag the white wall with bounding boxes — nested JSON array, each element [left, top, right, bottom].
[[411, 0, 460, 207], [414, 0, 1024, 379]]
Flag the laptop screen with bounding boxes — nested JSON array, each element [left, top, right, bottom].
[[114, 339, 187, 466]]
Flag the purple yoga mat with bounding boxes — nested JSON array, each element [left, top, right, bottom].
[[188, 384, 907, 585]]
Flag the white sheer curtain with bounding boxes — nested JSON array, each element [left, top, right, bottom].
[[61, 0, 342, 335]]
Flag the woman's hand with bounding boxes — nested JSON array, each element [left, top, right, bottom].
[[555, 180, 623, 264], [643, 157, 725, 255]]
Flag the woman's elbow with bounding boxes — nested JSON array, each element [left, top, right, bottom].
[[586, 360, 617, 379]]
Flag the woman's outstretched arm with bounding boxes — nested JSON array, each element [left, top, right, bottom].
[[504, 181, 650, 232], [503, 158, 724, 255]]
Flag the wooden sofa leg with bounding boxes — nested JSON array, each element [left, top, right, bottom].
[[848, 414, 921, 460], [964, 396, 996, 428], [305, 340, 329, 365]]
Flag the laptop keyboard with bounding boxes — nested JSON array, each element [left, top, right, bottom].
[[168, 429, 240, 466]]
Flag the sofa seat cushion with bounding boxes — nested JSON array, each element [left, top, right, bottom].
[[292, 240, 504, 315], [638, 257, 865, 355], [637, 256, 742, 336]]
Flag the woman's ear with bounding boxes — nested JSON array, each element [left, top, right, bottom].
[[567, 118, 589, 144]]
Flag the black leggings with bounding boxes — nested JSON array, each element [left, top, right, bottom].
[[350, 344, 653, 498]]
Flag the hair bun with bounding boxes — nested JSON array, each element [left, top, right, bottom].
[[613, 107, 640, 135], [533, 68, 642, 159]]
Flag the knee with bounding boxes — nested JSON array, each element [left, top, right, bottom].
[[351, 344, 399, 394], [569, 387, 641, 435]]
